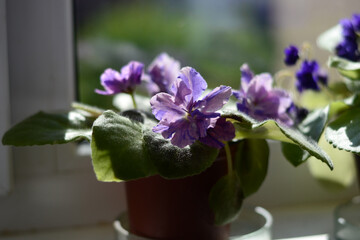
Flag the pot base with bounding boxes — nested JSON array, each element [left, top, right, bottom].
[[114, 206, 272, 240]]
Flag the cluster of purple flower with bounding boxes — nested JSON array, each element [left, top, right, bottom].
[[233, 64, 294, 126], [96, 53, 301, 148], [283, 45, 328, 93], [147, 53, 181, 95], [95, 61, 144, 95], [96, 53, 180, 96], [335, 14, 360, 62], [151, 67, 235, 148]]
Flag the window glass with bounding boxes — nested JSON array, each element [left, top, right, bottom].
[[74, 0, 274, 108]]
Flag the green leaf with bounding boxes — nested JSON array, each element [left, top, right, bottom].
[[326, 108, 360, 154], [235, 139, 269, 197], [91, 111, 157, 182], [143, 129, 219, 179], [2, 111, 92, 146], [316, 24, 342, 53], [91, 110, 219, 182], [281, 108, 330, 166], [300, 90, 333, 110], [328, 56, 360, 81], [209, 171, 243, 225], [343, 77, 360, 93], [71, 102, 105, 117], [223, 112, 333, 169], [308, 134, 356, 190], [281, 142, 310, 166], [281, 98, 353, 167]]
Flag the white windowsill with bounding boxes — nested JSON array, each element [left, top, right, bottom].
[[0, 202, 337, 240]]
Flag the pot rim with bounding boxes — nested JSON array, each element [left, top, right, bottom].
[[114, 205, 273, 240]]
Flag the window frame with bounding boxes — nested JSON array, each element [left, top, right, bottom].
[[0, 0, 126, 231], [0, 0, 11, 196]]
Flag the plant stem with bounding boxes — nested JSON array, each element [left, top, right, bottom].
[[224, 142, 233, 174], [301, 41, 312, 60], [130, 92, 138, 109], [71, 102, 104, 117]]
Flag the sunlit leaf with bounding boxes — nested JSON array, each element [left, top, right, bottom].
[[328, 56, 360, 81], [282, 97, 355, 167], [91, 110, 219, 181], [91, 111, 156, 182], [143, 129, 219, 179], [223, 112, 333, 169], [308, 134, 356, 190], [316, 24, 342, 53], [2, 111, 92, 146], [326, 108, 360, 154]]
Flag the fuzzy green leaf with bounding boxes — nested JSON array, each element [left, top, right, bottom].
[[235, 139, 269, 197], [91, 111, 157, 182], [209, 171, 243, 225], [281, 108, 329, 166], [143, 130, 219, 179], [2, 111, 92, 146], [328, 56, 360, 81], [282, 96, 357, 167], [91, 110, 220, 182], [326, 108, 360, 154], [224, 112, 333, 169]]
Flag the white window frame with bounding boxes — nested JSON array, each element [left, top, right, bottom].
[[0, 0, 126, 231], [0, 0, 12, 196]]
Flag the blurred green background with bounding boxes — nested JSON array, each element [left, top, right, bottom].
[[74, 0, 275, 109]]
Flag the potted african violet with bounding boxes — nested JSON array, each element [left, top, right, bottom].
[[2, 51, 333, 240]]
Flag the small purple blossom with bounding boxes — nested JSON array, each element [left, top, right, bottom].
[[96, 61, 144, 95], [295, 60, 328, 92], [233, 64, 294, 126], [150, 67, 233, 148], [352, 13, 360, 32], [339, 18, 357, 40], [240, 64, 254, 86], [147, 53, 181, 95], [284, 45, 300, 66], [335, 39, 359, 62], [287, 103, 308, 124], [335, 16, 359, 61], [198, 117, 235, 149]]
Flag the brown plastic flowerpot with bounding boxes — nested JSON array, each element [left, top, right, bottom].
[[125, 151, 230, 240]]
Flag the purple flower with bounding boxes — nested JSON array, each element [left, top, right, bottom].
[[295, 60, 328, 92], [287, 103, 308, 124], [340, 18, 357, 40], [198, 117, 235, 149], [336, 39, 359, 62], [150, 67, 233, 148], [147, 53, 181, 95], [352, 13, 360, 32], [95, 61, 144, 95], [316, 68, 328, 85], [335, 17, 359, 61], [284, 45, 300, 66], [233, 64, 294, 126]]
